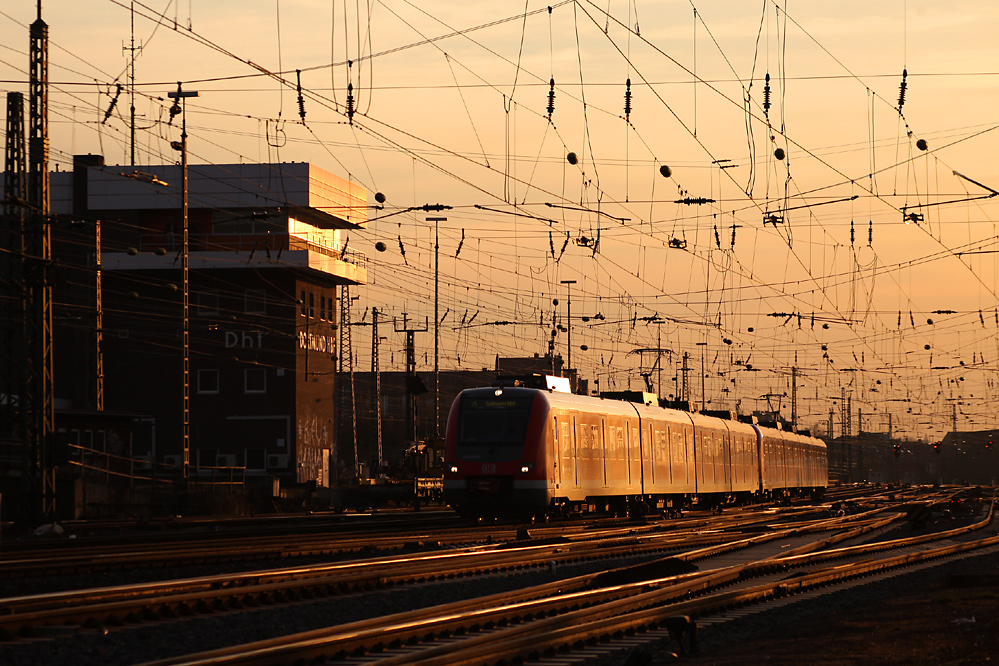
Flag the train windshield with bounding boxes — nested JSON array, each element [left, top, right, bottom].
[[456, 394, 534, 460]]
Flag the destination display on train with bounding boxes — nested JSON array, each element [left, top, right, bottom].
[[465, 398, 522, 409]]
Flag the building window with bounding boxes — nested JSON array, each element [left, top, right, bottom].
[[245, 448, 266, 470], [197, 289, 219, 315], [319, 295, 326, 321], [245, 290, 266, 314], [212, 209, 284, 235], [308, 292, 315, 319], [300, 290, 306, 316], [197, 369, 220, 394], [245, 368, 266, 394]]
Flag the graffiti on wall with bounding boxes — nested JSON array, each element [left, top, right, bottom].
[[296, 413, 331, 483]]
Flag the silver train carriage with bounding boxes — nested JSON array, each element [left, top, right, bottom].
[[442, 386, 827, 518]]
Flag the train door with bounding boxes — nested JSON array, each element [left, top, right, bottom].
[[664, 425, 673, 484], [631, 423, 641, 491], [722, 430, 731, 489], [645, 423, 655, 486], [570, 416, 580, 489], [593, 419, 607, 488], [700, 430, 709, 487], [552, 416, 562, 488], [625, 421, 632, 486], [686, 426, 695, 492]]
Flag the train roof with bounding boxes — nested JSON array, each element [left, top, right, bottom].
[[457, 385, 826, 448]]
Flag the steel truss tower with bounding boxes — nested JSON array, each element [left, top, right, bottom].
[[18, 5, 55, 519]]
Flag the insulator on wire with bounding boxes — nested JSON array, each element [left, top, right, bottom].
[[714, 225, 720, 248], [763, 73, 771, 115], [558, 232, 569, 260], [346, 82, 355, 123], [103, 83, 122, 124], [397, 234, 407, 264], [850, 220, 855, 245], [455, 228, 465, 258], [296, 69, 306, 122], [897, 68, 907, 111], [547, 78, 556, 120], [624, 78, 632, 121], [868, 220, 873, 245]]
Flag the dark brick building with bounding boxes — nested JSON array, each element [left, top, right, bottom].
[[3, 156, 368, 502]]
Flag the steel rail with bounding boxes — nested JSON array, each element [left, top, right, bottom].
[[132, 498, 992, 666], [0, 516, 785, 636], [0, 509, 785, 578]]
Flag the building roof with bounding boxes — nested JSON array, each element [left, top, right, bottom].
[[50, 161, 367, 229]]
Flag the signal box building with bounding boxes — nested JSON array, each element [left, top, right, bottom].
[[31, 156, 367, 487]]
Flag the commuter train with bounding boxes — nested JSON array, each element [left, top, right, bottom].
[[442, 385, 827, 519]]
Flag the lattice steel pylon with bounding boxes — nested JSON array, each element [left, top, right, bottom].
[[3, 93, 27, 451], [338, 285, 358, 477], [23, 5, 55, 520]]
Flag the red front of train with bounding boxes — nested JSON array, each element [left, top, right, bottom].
[[443, 386, 553, 517]]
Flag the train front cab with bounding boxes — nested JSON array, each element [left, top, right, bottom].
[[442, 387, 553, 518]]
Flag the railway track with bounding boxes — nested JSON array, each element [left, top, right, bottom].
[[121, 491, 992, 666], [0, 487, 964, 665], [0, 505, 852, 639], [0, 502, 840, 580]]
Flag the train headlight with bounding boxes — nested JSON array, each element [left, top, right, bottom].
[[450, 466, 458, 473], [520, 463, 534, 473]]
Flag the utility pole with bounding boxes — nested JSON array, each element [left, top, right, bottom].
[[371, 307, 383, 468], [657, 323, 662, 398], [791, 366, 797, 430], [427, 216, 446, 439], [125, 1, 142, 166], [168, 82, 198, 488], [395, 314, 428, 443], [560, 280, 576, 392], [696, 341, 707, 409], [680, 352, 690, 404]]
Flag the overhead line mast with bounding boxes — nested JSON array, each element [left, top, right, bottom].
[[26, 0, 55, 519]]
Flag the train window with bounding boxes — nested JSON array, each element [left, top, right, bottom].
[[455, 395, 534, 460]]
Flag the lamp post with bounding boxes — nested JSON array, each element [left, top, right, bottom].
[[560, 280, 576, 391], [168, 83, 198, 487]]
